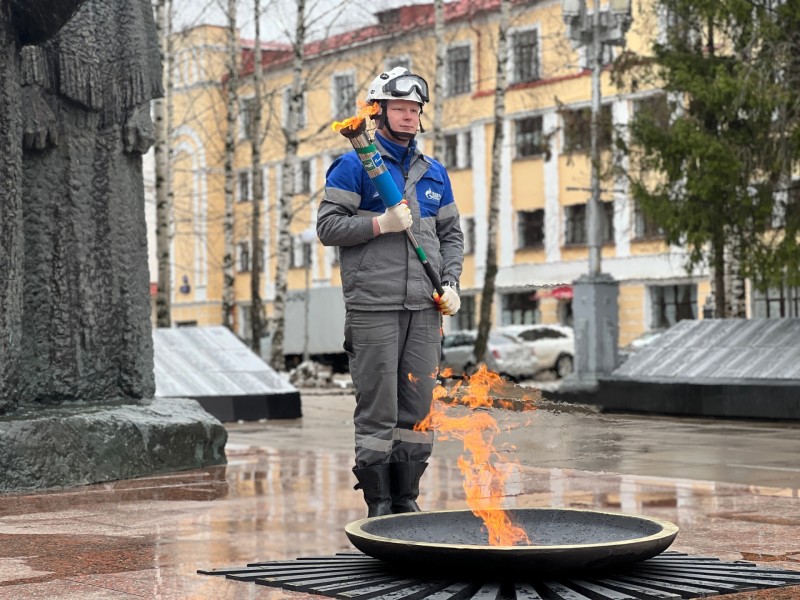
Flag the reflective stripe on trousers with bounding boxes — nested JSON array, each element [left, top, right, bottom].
[[345, 308, 441, 468]]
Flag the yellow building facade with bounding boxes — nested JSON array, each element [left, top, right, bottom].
[[167, 0, 716, 351]]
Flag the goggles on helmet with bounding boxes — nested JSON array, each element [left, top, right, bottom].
[[383, 74, 429, 103]]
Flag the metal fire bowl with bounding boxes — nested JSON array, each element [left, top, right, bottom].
[[345, 508, 678, 575]]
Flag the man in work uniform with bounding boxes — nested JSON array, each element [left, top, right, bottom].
[[317, 67, 464, 517]]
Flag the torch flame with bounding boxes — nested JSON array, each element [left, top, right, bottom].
[[416, 365, 540, 546], [331, 101, 380, 133]]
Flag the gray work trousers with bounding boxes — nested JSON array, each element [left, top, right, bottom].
[[344, 308, 441, 468]]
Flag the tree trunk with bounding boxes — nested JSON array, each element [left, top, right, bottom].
[[474, 0, 509, 363], [431, 0, 446, 161], [713, 227, 727, 318], [222, 0, 239, 331], [250, 0, 264, 353], [269, 0, 306, 372], [154, 0, 171, 327]]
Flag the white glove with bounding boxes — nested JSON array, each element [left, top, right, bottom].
[[435, 285, 460, 316], [376, 201, 412, 234]]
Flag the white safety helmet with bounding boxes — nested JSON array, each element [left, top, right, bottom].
[[365, 67, 430, 106]]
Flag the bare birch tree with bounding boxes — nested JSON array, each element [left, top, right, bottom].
[[154, 0, 172, 327], [222, 0, 239, 330], [431, 0, 446, 160], [474, 0, 509, 363], [249, 0, 265, 353], [269, 0, 306, 371]]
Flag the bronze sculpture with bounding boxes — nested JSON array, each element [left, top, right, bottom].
[[0, 0, 88, 413], [19, 0, 162, 406]]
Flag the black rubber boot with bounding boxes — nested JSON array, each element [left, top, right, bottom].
[[390, 461, 428, 513], [353, 464, 392, 518]]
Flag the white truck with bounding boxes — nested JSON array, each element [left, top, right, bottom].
[[262, 287, 349, 372]]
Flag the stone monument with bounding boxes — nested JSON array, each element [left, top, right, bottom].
[[0, 1, 226, 492]]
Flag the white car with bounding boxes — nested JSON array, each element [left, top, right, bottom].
[[498, 324, 574, 378], [440, 330, 539, 382]]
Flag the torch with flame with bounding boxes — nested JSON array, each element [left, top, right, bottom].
[[416, 366, 540, 546], [332, 104, 444, 296]]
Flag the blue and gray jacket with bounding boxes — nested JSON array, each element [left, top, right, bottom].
[[317, 133, 464, 311]]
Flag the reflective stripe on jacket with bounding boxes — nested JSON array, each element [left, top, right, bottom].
[[317, 135, 463, 311]]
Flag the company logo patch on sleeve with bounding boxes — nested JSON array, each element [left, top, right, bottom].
[[425, 188, 442, 202]]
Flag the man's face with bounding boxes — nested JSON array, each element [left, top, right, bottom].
[[382, 99, 421, 142]]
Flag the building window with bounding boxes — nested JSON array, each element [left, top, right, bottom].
[[463, 131, 472, 167], [333, 73, 356, 120], [633, 93, 669, 130], [298, 159, 311, 194], [511, 28, 539, 83], [601, 201, 615, 243], [564, 204, 587, 245], [564, 202, 613, 245], [501, 292, 540, 325], [444, 134, 458, 168], [290, 236, 313, 269], [462, 216, 475, 255], [752, 284, 800, 318], [452, 295, 475, 331], [651, 284, 697, 328], [446, 45, 471, 97], [517, 209, 545, 249], [442, 131, 471, 169], [238, 171, 251, 202], [634, 203, 664, 240], [515, 116, 545, 158], [239, 96, 258, 141], [283, 87, 307, 129], [563, 105, 612, 153], [237, 241, 250, 272]]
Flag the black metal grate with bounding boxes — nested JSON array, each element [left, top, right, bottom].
[[199, 551, 800, 599]]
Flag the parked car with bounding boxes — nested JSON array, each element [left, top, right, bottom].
[[497, 324, 575, 378], [618, 328, 667, 364], [440, 330, 538, 382]]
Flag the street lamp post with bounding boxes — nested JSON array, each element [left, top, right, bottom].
[[562, 0, 632, 385]]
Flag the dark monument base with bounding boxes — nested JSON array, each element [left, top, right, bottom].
[[549, 378, 800, 421], [195, 391, 302, 422], [598, 377, 800, 420], [0, 397, 227, 492]]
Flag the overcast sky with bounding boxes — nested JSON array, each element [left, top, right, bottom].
[[172, 0, 433, 43]]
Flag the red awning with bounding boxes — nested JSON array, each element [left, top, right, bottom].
[[534, 285, 573, 301]]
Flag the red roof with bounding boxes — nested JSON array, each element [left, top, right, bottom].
[[236, 0, 531, 78]]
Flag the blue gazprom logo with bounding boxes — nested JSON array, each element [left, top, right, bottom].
[[371, 154, 385, 169], [425, 188, 442, 202]]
